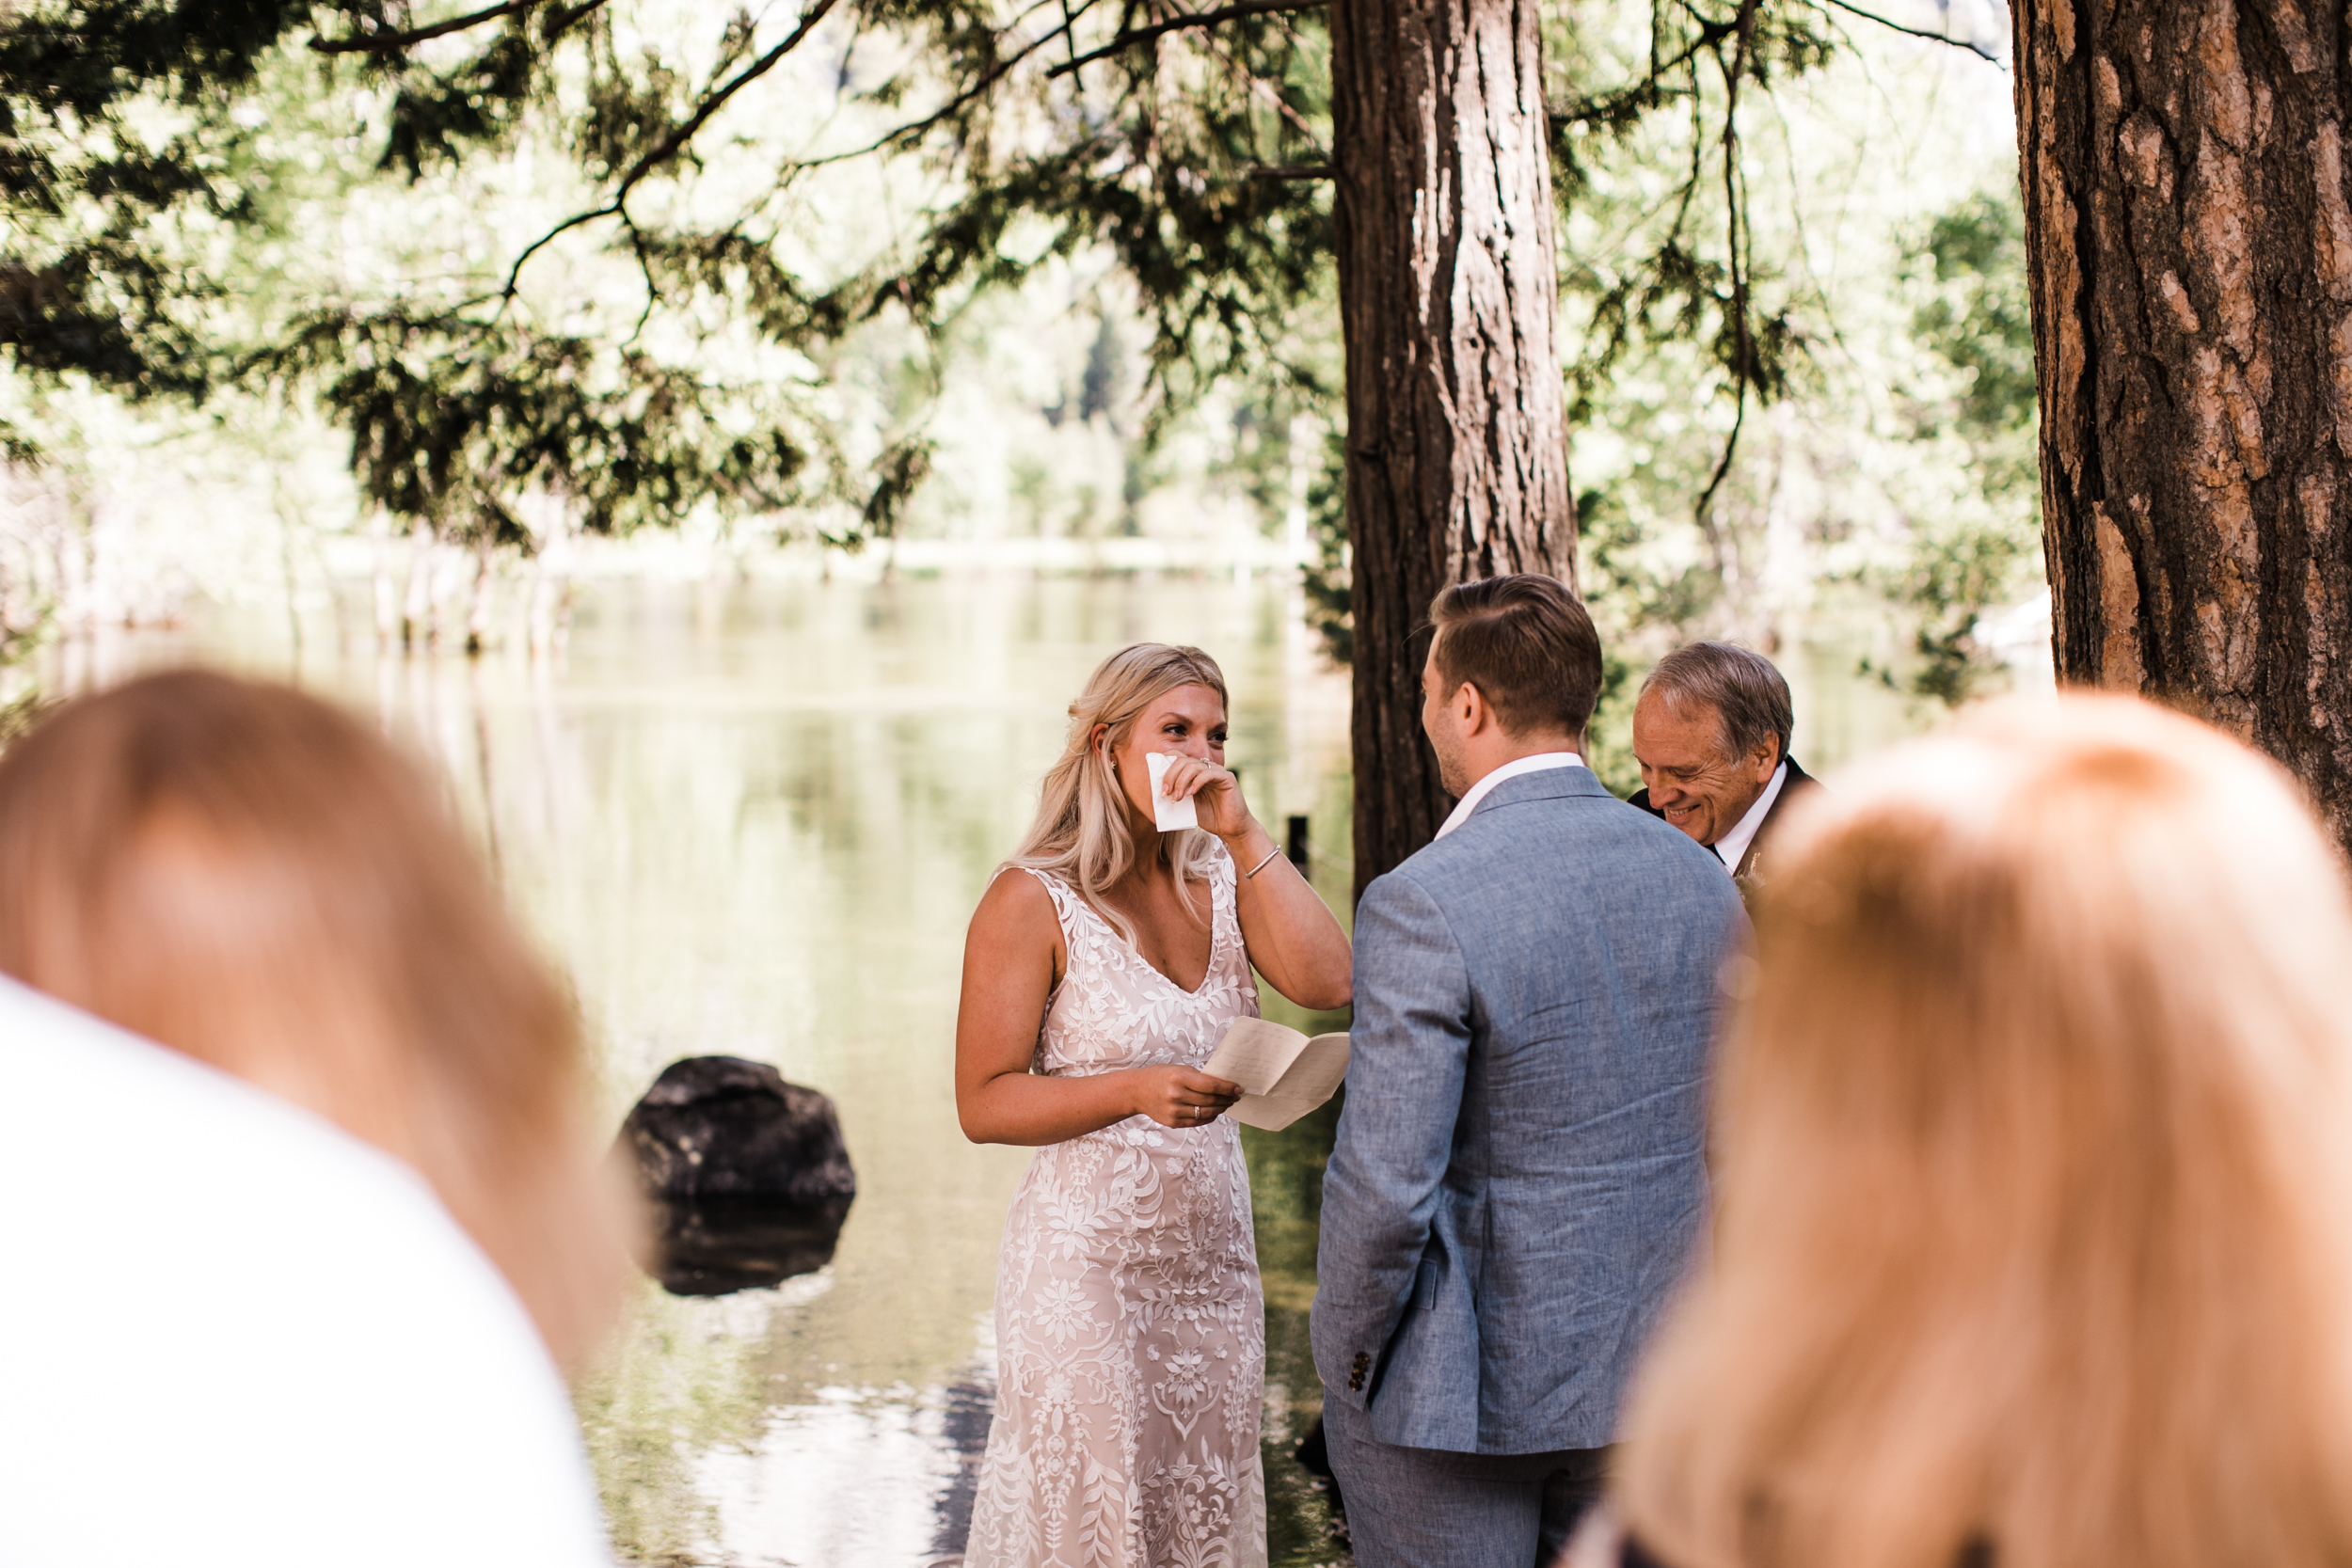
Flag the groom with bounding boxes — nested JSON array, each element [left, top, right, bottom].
[[1312, 576, 1745, 1568]]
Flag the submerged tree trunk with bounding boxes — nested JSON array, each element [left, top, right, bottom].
[[1331, 0, 1577, 900], [527, 491, 575, 656], [2012, 0, 2352, 844], [402, 520, 435, 653], [465, 533, 496, 657], [371, 511, 400, 651]]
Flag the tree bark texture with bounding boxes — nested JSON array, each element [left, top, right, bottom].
[[2012, 0, 2352, 843], [1331, 0, 1577, 901]]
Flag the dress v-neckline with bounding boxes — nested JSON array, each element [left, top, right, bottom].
[[1073, 880, 1221, 999]]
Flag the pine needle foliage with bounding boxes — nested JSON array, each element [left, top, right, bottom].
[[0, 0, 1980, 554]]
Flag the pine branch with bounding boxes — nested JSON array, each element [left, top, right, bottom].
[[1816, 0, 2002, 64], [310, 0, 547, 55], [794, 0, 1104, 168], [617, 0, 841, 193], [1692, 0, 1758, 532], [1548, 30, 1715, 129], [1185, 6, 1326, 146], [501, 0, 843, 296], [1043, 0, 1328, 80]]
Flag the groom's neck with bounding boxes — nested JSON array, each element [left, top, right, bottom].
[[1456, 729, 1584, 793]]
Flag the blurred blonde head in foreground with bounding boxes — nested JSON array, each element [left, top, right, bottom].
[[0, 669, 633, 1367], [1613, 693, 2352, 1568]]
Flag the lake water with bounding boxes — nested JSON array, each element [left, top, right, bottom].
[[44, 570, 1935, 1568]]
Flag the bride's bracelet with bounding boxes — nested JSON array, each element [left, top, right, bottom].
[[1242, 847, 1283, 879]]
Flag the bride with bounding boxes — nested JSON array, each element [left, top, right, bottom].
[[956, 642, 1353, 1568]]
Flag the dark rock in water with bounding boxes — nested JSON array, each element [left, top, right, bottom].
[[616, 1055, 858, 1296], [619, 1055, 856, 1205], [647, 1195, 853, 1296]]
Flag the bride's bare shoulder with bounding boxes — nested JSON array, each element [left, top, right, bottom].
[[971, 866, 1060, 937], [966, 869, 1067, 990]]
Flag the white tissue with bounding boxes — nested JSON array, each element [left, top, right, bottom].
[[1145, 751, 1200, 832]]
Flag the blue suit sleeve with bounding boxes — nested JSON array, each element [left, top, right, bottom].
[[1311, 869, 1470, 1411]]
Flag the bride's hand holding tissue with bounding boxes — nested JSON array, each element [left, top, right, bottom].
[[1143, 741, 1352, 1018]]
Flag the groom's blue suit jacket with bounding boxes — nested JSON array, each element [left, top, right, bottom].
[[1311, 766, 1745, 1453]]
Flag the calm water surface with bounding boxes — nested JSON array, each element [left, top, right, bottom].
[[53, 572, 1927, 1568]]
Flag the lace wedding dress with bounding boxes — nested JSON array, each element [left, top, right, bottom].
[[963, 851, 1269, 1568]]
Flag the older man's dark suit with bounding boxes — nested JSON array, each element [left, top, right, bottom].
[[1628, 756, 1820, 880]]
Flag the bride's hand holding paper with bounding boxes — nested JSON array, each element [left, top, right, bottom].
[[1205, 1017, 1350, 1132], [1128, 1063, 1244, 1129]]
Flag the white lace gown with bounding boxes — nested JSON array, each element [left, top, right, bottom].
[[964, 852, 1269, 1568]]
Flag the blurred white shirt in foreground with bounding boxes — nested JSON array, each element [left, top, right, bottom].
[[0, 974, 611, 1568]]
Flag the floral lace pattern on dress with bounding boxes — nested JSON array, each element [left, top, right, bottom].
[[963, 851, 1268, 1568]]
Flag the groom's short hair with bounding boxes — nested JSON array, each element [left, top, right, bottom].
[[1427, 575, 1602, 739]]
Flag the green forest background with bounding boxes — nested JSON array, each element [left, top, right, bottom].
[[0, 0, 2038, 791]]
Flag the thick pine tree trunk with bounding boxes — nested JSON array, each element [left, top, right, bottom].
[[1330, 0, 1578, 901], [2012, 0, 2352, 843]]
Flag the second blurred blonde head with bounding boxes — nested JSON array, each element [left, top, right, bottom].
[[1614, 693, 2352, 1568], [0, 670, 634, 1367]]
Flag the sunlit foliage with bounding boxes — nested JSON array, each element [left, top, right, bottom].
[[0, 0, 2038, 710]]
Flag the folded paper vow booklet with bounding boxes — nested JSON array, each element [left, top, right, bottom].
[[1203, 1018, 1351, 1132]]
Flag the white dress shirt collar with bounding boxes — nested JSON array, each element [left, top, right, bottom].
[[1711, 758, 1789, 873], [1432, 752, 1585, 841]]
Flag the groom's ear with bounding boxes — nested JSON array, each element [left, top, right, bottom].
[[1454, 680, 1497, 737]]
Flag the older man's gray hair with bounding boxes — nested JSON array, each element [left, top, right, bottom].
[[1638, 642, 1793, 767]]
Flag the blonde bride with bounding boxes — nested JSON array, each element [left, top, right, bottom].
[[955, 643, 1352, 1568]]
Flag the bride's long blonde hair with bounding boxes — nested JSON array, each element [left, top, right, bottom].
[[1007, 642, 1229, 946]]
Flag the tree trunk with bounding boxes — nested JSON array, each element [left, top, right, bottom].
[[403, 520, 434, 653], [2012, 0, 2352, 843], [371, 511, 400, 650], [1330, 0, 1578, 902], [465, 534, 496, 657], [527, 491, 575, 656]]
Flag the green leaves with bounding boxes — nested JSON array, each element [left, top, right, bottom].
[[272, 308, 808, 543], [0, 2, 301, 401], [378, 26, 544, 177], [0, 0, 309, 119], [1869, 182, 2040, 705], [839, 0, 1335, 422], [0, 0, 1961, 580], [1553, 0, 1837, 508], [1911, 189, 2035, 450]]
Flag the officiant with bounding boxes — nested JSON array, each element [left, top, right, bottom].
[[1629, 641, 1821, 884]]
